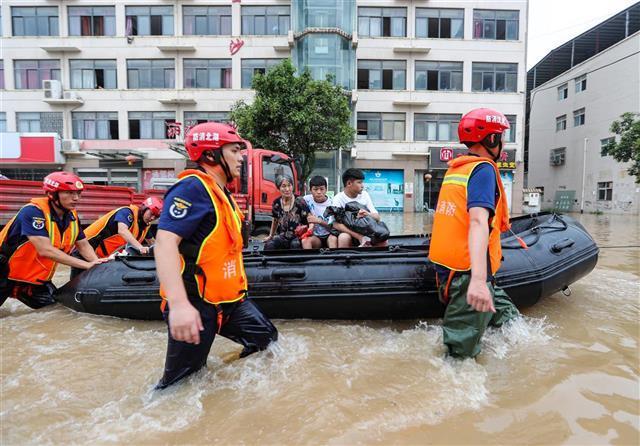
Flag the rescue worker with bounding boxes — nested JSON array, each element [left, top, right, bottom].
[[429, 108, 520, 358], [154, 122, 278, 389], [84, 196, 163, 257], [0, 172, 107, 309]]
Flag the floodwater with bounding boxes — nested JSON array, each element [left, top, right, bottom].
[[1, 213, 638, 445]]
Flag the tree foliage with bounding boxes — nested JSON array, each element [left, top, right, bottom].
[[601, 112, 640, 183], [230, 59, 355, 183]]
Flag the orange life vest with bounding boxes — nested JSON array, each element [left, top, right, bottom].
[[160, 169, 247, 305], [84, 205, 149, 258], [428, 156, 510, 275], [0, 197, 80, 284]]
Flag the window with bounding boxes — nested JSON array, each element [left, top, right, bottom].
[[600, 137, 615, 156], [550, 148, 566, 166], [556, 115, 567, 132], [416, 8, 463, 39], [17, 112, 63, 136], [183, 6, 231, 35], [357, 112, 405, 140], [573, 108, 585, 127], [597, 182, 613, 201], [415, 61, 462, 91], [72, 112, 118, 140], [574, 74, 587, 92], [14, 60, 61, 89], [503, 115, 517, 143], [414, 114, 461, 141], [557, 83, 568, 100], [0, 61, 4, 90], [128, 112, 176, 139], [127, 59, 175, 89], [473, 10, 519, 40], [241, 59, 284, 88], [126, 6, 173, 36], [12, 7, 58, 36], [70, 60, 117, 89], [0, 112, 6, 133], [68, 6, 115, 36], [472, 62, 517, 92], [357, 60, 406, 90], [263, 156, 295, 185], [358, 7, 406, 37], [184, 59, 231, 89], [183, 112, 230, 132], [241, 6, 290, 35]]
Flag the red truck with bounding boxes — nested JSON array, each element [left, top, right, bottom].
[[0, 142, 300, 236]]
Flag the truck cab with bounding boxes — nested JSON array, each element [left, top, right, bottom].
[[227, 141, 300, 236]]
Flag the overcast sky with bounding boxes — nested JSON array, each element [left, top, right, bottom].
[[527, 0, 637, 69]]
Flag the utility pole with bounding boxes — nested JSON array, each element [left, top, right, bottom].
[[580, 138, 588, 213]]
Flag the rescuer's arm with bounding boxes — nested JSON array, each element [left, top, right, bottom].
[[466, 207, 496, 313], [117, 222, 148, 253], [28, 235, 104, 270]]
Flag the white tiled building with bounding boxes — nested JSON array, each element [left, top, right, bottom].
[[1, 0, 527, 212], [527, 4, 639, 214]]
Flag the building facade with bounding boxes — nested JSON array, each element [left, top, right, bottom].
[[1, 0, 527, 212], [527, 4, 640, 214]]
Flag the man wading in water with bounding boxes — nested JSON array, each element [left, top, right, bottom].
[[154, 122, 278, 389], [429, 108, 520, 358]]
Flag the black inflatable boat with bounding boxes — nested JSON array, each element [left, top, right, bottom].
[[56, 213, 599, 320]]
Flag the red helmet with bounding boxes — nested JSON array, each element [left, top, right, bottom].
[[141, 196, 163, 217], [458, 108, 510, 145], [183, 122, 245, 162], [43, 171, 84, 193]]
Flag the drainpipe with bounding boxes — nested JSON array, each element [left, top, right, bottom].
[[580, 137, 588, 213]]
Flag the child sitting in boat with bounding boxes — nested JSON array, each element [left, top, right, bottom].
[[331, 169, 385, 248], [302, 176, 337, 249]]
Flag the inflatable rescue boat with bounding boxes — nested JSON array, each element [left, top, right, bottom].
[[56, 213, 599, 320]]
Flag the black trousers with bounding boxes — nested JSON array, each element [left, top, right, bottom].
[[264, 235, 301, 251], [156, 296, 278, 389], [0, 277, 57, 309]]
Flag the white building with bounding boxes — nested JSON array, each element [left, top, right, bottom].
[[1, 0, 527, 212], [527, 3, 640, 215]]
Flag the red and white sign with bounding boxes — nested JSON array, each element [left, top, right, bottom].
[[0, 133, 63, 164], [439, 148, 454, 162]]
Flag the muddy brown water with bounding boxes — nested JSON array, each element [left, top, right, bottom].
[[1, 213, 638, 445]]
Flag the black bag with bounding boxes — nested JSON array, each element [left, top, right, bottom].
[[324, 202, 390, 244]]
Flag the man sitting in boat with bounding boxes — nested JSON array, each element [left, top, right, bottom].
[[429, 108, 520, 359], [302, 175, 337, 249], [0, 172, 108, 309], [83, 196, 163, 257], [264, 174, 310, 250], [331, 168, 384, 248]]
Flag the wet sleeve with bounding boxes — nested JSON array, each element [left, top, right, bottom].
[[467, 164, 497, 215], [19, 206, 49, 238], [113, 208, 134, 228], [158, 178, 213, 240]]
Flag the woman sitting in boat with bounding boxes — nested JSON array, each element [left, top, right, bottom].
[[264, 174, 310, 250]]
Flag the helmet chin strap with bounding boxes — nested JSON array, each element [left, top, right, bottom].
[[49, 192, 70, 214]]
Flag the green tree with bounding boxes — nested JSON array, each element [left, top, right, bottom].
[[601, 112, 640, 183], [230, 59, 355, 183]]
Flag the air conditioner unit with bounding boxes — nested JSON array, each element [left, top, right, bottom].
[[43, 79, 62, 99], [63, 91, 79, 100], [62, 140, 81, 152]]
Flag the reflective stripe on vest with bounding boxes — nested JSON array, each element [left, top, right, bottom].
[[159, 170, 247, 305], [84, 205, 148, 257], [428, 156, 510, 275], [0, 197, 80, 284]]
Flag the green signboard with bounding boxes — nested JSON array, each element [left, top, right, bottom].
[[553, 190, 576, 212]]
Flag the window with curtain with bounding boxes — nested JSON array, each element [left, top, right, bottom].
[[184, 59, 232, 88], [357, 60, 406, 90], [128, 112, 176, 139], [357, 112, 405, 140], [126, 6, 173, 36], [473, 10, 519, 40], [241, 6, 290, 35], [415, 61, 463, 91], [12, 7, 59, 36], [72, 112, 119, 139], [414, 114, 461, 141], [68, 6, 115, 36], [471, 62, 517, 92], [127, 59, 175, 88], [183, 6, 231, 35], [241, 59, 284, 88], [70, 60, 117, 89], [14, 60, 61, 89], [358, 7, 406, 37], [415, 8, 464, 39]]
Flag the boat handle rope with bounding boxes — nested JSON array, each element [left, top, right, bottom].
[[119, 257, 157, 271], [562, 286, 572, 296], [502, 213, 568, 250]]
